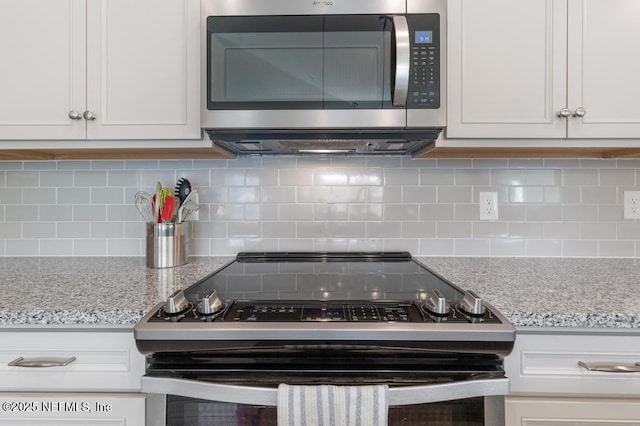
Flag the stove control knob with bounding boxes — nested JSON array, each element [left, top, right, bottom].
[[163, 289, 189, 315], [459, 290, 486, 317], [197, 290, 223, 315], [425, 290, 450, 316]]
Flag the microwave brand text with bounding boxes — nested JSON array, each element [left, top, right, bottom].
[[312, 0, 334, 6]]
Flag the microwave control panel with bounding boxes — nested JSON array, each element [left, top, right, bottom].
[[407, 14, 440, 109]]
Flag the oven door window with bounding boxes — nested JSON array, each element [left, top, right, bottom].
[[166, 395, 485, 426], [207, 15, 393, 110]]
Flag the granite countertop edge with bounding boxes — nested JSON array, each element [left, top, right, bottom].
[[0, 255, 638, 330]]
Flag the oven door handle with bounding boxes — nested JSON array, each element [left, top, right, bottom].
[[141, 376, 509, 406], [389, 15, 410, 107]]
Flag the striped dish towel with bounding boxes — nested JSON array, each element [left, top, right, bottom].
[[277, 384, 389, 426]]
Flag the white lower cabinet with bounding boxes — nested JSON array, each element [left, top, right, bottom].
[[505, 329, 640, 426], [0, 329, 146, 424], [506, 396, 640, 425], [0, 393, 145, 425]]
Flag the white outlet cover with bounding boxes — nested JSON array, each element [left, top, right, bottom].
[[479, 192, 499, 220], [623, 191, 640, 219]]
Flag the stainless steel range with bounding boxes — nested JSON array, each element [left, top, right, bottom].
[[135, 252, 515, 425]]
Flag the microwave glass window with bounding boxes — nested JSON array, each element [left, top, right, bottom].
[[207, 16, 393, 110]]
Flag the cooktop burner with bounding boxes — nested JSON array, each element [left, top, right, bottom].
[[135, 252, 515, 356]]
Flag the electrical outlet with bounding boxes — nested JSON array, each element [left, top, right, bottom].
[[624, 191, 640, 219], [479, 192, 499, 220]]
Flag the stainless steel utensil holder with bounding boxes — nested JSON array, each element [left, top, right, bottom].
[[146, 222, 189, 268]]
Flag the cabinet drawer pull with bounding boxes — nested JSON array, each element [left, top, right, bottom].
[[8, 356, 77, 368], [578, 361, 640, 373]]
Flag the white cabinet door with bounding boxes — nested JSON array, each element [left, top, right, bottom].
[[0, 0, 87, 140], [0, 393, 145, 425], [86, 0, 201, 140], [446, 0, 568, 139], [506, 396, 640, 425], [0, 0, 200, 141], [567, 0, 640, 138]]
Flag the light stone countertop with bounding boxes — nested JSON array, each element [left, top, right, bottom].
[[0, 256, 638, 329]]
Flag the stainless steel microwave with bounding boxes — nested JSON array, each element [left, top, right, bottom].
[[201, 0, 446, 155]]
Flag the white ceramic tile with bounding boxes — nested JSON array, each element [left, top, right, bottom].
[[245, 238, 279, 252], [472, 159, 509, 168], [580, 223, 616, 239], [383, 239, 419, 253], [92, 160, 125, 170], [419, 239, 453, 255], [498, 204, 527, 221], [262, 222, 297, 238], [6, 171, 39, 187], [108, 170, 141, 187], [279, 168, 314, 186], [74, 171, 108, 187], [384, 168, 419, 185], [526, 205, 562, 221], [297, 222, 328, 238], [401, 222, 436, 238], [526, 169, 562, 186], [23, 222, 56, 238], [229, 187, 260, 203], [0, 223, 22, 238], [40, 239, 73, 256], [598, 204, 623, 221], [509, 222, 544, 239], [6, 205, 38, 221], [420, 204, 454, 221], [73, 205, 107, 221], [544, 222, 580, 239], [366, 187, 402, 203], [366, 221, 402, 238], [314, 168, 349, 186], [563, 169, 598, 186], [473, 222, 509, 239], [57, 188, 91, 205], [436, 159, 472, 169], [582, 187, 617, 204], [228, 221, 261, 238], [402, 186, 437, 203], [125, 160, 158, 170], [437, 222, 472, 238], [348, 238, 384, 252], [509, 159, 544, 168], [580, 159, 617, 169], [598, 240, 635, 258], [384, 204, 419, 221], [454, 239, 491, 256], [107, 239, 142, 256], [278, 204, 314, 221], [455, 169, 490, 186], [509, 187, 543, 203], [562, 240, 598, 257], [211, 169, 245, 186], [329, 187, 367, 203], [419, 169, 455, 185], [91, 222, 124, 238], [0, 188, 23, 204], [599, 169, 635, 186], [491, 170, 526, 186], [437, 186, 472, 204], [296, 186, 329, 203], [490, 239, 525, 256], [525, 240, 562, 257], [91, 188, 124, 204], [246, 169, 279, 186], [562, 204, 598, 222], [349, 168, 383, 185], [327, 222, 366, 238], [617, 222, 640, 240], [210, 238, 246, 256], [40, 171, 74, 187], [348, 204, 382, 221], [313, 238, 349, 252], [314, 204, 349, 221], [158, 160, 193, 170], [5, 239, 39, 256], [107, 205, 139, 222]]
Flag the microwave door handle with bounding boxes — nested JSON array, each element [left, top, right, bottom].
[[390, 15, 410, 107]]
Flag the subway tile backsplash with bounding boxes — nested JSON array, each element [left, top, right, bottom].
[[0, 157, 639, 258]]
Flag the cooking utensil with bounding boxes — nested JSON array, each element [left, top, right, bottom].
[[134, 191, 155, 223], [161, 195, 176, 223], [175, 178, 192, 204], [154, 182, 162, 223], [177, 199, 199, 223]]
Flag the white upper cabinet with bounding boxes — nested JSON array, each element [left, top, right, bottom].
[[447, 0, 640, 140], [0, 0, 200, 141]]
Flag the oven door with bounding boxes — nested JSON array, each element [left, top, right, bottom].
[[141, 347, 508, 425], [143, 378, 507, 426]]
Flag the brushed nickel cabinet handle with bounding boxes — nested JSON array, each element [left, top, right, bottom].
[[83, 110, 96, 120], [8, 356, 77, 368], [572, 107, 586, 117], [68, 110, 83, 120], [578, 360, 640, 373], [557, 108, 571, 118]]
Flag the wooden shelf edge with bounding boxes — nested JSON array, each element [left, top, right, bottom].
[[0, 147, 236, 161], [415, 145, 640, 159]]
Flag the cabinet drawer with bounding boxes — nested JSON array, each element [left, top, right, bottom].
[[0, 330, 145, 392], [0, 393, 145, 424], [505, 331, 640, 396]]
